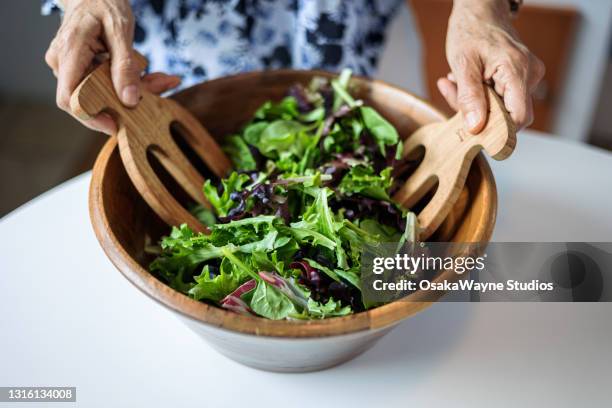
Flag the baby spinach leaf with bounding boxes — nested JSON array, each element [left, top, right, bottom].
[[223, 135, 256, 170], [250, 281, 298, 320], [243, 122, 268, 146], [334, 267, 361, 291], [305, 258, 361, 291], [360, 106, 399, 155], [259, 120, 303, 153], [299, 106, 325, 122]]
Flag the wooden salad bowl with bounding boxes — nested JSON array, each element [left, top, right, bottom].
[[89, 70, 497, 372]]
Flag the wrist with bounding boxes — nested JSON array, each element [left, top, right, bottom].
[[452, 0, 513, 22]]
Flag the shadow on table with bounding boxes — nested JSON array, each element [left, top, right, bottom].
[[239, 301, 474, 402], [342, 302, 472, 376]]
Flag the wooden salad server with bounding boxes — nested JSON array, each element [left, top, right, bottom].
[[71, 53, 231, 233], [393, 86, 516, 240]]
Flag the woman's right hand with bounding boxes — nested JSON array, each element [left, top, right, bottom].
[[45, 0, 181, 134]]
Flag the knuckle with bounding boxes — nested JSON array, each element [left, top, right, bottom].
[[453, 52, 476, 72], [515, 110, 526, 123], [48, 35, 60, 50], [61, 27, 80, 46], [508, 48, 528, 65], [56, 92, 69, 111], [457, 89, 482, 108], [493, 63, 513, 83], [532, 56, 546, 79], [114, 56, 135, 74], [48, 35, 63, 56], [502, 60, 528, 82], [44, 48, 55, 67], [107, 13, 134, 36], [502, 49, 530, 76]]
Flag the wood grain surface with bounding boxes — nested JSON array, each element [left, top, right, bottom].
[[71, 54, 231, 234], [394, 86, 515, 239]]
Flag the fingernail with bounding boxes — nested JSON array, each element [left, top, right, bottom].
[[466, 111, 480, 130], [122, 85, 139, 106]]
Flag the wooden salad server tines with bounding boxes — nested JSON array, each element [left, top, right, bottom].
[[70, 53, 231, 233], [393, 86, 516, 240]]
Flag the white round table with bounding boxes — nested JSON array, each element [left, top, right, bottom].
[[1, 130, 611, 407]]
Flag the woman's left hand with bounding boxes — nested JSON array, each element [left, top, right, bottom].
[[439, 0, 545, 133]]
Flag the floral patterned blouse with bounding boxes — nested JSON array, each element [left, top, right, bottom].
[[42, 0, 402, 89]]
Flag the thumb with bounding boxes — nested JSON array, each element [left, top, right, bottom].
[[104, 20, 140, 107], [454, 57, 487, 134]]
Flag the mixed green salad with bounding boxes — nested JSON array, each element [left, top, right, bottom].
[[149, 70, 418, 320]]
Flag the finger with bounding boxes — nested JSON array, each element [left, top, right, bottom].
[[56, 43, 96, 111], [142, 72, 182, 95], [503, 77, 532, 129], [447, 72, 456, 83], [494, 79, 506, 98], [437, 77, 459, 111], [78, 112, 118, 135], [45, 40, 60, 77], [103, 17, 140, 107], [452, 55, 487, 134]]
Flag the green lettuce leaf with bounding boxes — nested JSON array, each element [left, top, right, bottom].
[[203, 172, 251, 217], [190, 205, 217, 227], [223, 135, 256, 171], [338, 165, 393, 201], [254, 96, 299, 120], [360, 106, 399, 155], [307, 298, 352, 318], [250, 281, 298, 320], [188, 261, 244, 302]]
